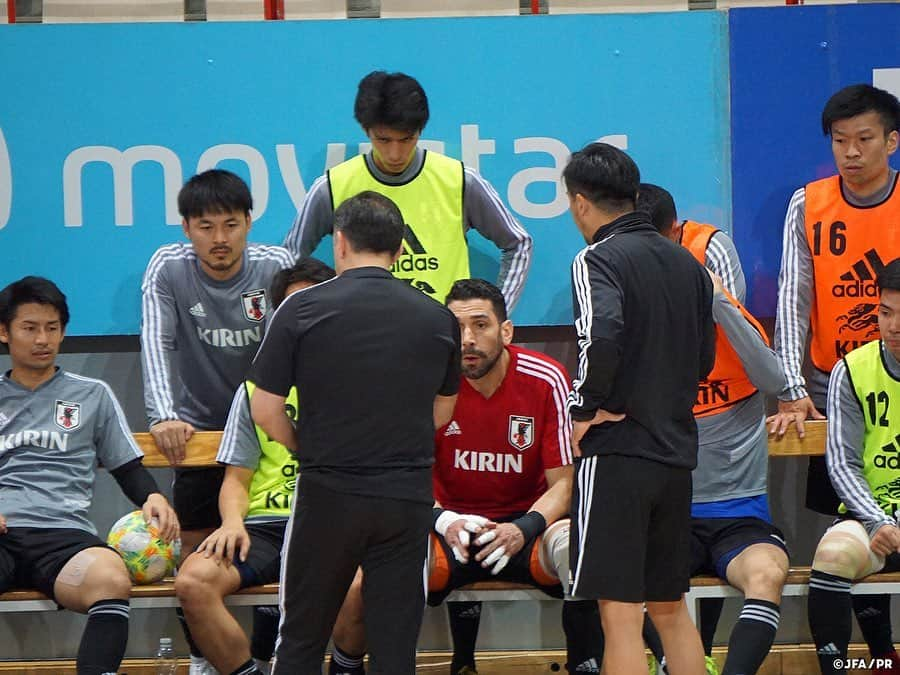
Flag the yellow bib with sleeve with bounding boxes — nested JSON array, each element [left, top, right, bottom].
[[245, 380, 300, 518], [328, 151, 467, 302]]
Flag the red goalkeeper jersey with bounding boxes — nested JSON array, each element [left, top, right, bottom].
[[434, 345, 573, 520]]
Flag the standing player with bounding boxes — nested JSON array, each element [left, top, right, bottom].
[[768, 84, 900, 669], [175, 258, 335, 675], [807, 259, 900, 675], [283, 70, 532, 310], [141, 169, 294, 674], [565, 144, 715, 675], [250, 191, 461, 675], [641, 185, 789, 675], [0, 276, 179, 675]]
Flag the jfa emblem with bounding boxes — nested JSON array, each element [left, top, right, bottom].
[[55, 400, 81, 430], [241, 289, 267, 323], [509, 415, 534, 451]]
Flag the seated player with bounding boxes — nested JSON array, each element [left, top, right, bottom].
[[328, 278, 604, 675], [175, 258, 336, 675], [0, 276, 179, 675], [641, 184, 790, 675], [808, 258, 900, 675]]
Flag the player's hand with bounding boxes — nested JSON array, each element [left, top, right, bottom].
[[706, 269, 725, 296], [438, 513, 489, 564], [473, 522, 525, 574], [572, 409, 626, 457], [870, 523, 900, 558], [766, 397, 825, 439], [142, 493, 180, 543], [197, 520, 252, 565], [0, 514, 6, 535], [150, 420, 195, 465]]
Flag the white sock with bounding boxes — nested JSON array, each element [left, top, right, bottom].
[[254, 657, 272, 675], [189, 654, 219, 675]]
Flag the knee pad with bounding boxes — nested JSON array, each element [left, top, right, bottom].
[[816, 519, 883, 578], [427, 533, 450, 592], [534, 519, 570, 590]]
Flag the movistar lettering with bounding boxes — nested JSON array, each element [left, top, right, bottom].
[[1, 429, 69, 452], [197, 326, 261, 348], [454, 449, 523, 474]]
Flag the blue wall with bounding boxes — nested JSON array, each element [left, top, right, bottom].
[[0, 13, 729, 334]]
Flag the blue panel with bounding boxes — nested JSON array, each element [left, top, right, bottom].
[[729, 4, 900, 317], [0, 14, 728, 334]]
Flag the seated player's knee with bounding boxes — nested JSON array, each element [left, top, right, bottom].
[[58, 548, 131, 610], [536, 519, 569, 590], [174, 553, 232, 606], [812, 524, 873, 578], [743, 559, 788, 596]]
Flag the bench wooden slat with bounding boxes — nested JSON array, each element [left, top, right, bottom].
[[134, 431, 221, 468], [132, 419, 828, 469], [766, 419, 826, 457]]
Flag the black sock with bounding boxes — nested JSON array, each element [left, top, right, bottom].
[[562, 599, 603, 673], [230, 658, 263, 675], [329, 643, 365, 675], [176, 605, 203, 658], [699, 597, 724, 656], [76, 599, 129, 675], [642, 611, 666, 666], [808, 570, 853, 675], [852, 593, 895, 658], [251, 605, 281, 661], [721, 599, 779, 675], [448, 600, 481, 673]]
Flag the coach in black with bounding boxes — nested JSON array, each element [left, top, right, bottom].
[[564, 143, 716, 675], [249, 191, 461, 675]]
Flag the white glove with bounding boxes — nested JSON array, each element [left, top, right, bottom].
[[435, 511, 490, 563]]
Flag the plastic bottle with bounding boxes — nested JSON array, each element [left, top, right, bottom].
[[155, 636, 177, 675]]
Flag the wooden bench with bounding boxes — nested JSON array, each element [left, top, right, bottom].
[[0, 419, 862, 622]]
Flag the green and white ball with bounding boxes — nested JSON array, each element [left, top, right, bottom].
[[107, 510, 180, 584]]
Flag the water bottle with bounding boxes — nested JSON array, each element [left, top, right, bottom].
[[155, 636, 177, 675]]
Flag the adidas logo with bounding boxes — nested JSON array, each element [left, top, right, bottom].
[[832, 249, 885, 298], [391, 224, 439, 274], [189, 302, 207, 318], [445, 420, 462, 436], [817, 642, 840, 656], [574, 658, 600, 673]]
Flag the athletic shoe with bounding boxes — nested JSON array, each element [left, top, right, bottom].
[[705, 655, 720, 675], [647, 656, 658, 674], [454, 667, 478, 675]]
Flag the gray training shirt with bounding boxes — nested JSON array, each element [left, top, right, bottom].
[[0, 369, 143, 532], [141, 243, 294, 429], [282, 148, 532, 311], [774, 169, 899, 408]]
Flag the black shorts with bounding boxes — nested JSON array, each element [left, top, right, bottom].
[[0, 527, 113, 600], [173, 466, 226, 531], [570, 454, 692, 602], [806, 406, 840, 515], [426, 530, 563, 606], [690, 517, 789, 580], [232, 520, 287, 589]]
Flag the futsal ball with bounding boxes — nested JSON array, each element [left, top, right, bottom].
[[107, 510, 180, 584]]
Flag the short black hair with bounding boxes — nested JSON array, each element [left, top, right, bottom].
[[354, 71, 430, 133], [877, 258, 900, 294], [563, 143, 640, 213], [636, 183, 678, 236], [333, 191, 405, 255], [0, 276, 70, 328], [178, 169, 253, 221], [446, 278, 508, 323], [270, 258, 336, 308], [821, 84, 900, 136]]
